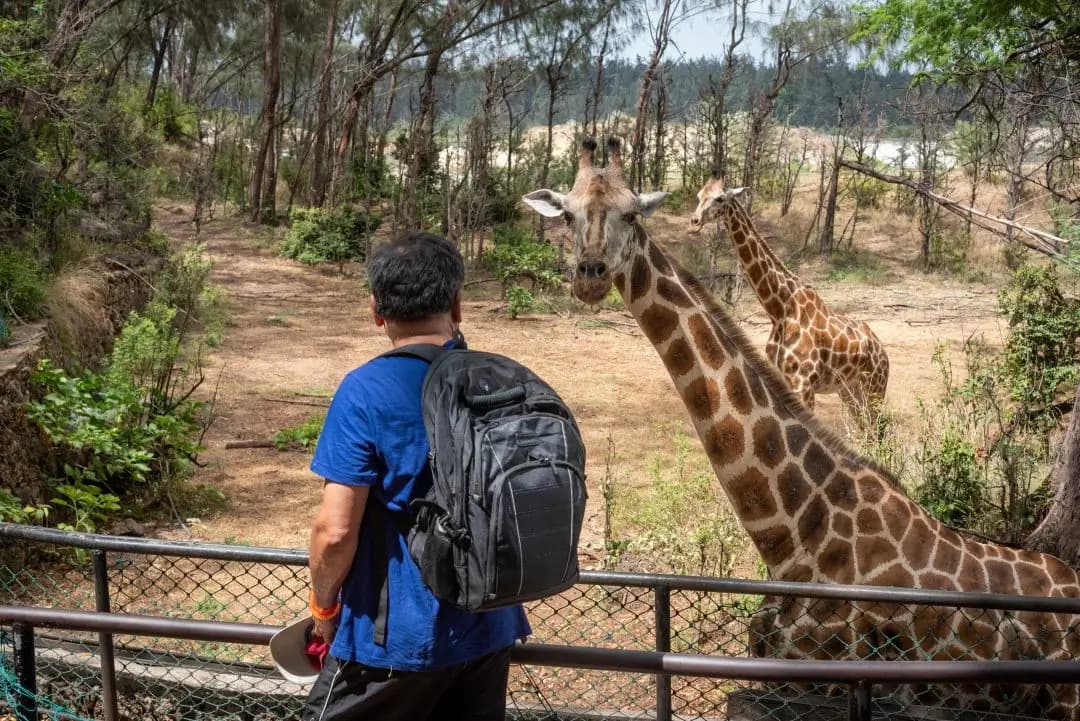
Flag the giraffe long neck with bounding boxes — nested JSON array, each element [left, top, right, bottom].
[[719, 202, 801, 320], [616, 226, 854, 578]]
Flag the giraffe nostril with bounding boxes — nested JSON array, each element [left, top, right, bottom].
[[577, 261, 607, 278]]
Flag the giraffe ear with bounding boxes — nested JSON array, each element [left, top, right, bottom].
[[725, 187, 748, 199], [637, 191, 669, 218], [522, 190, 566, 218]]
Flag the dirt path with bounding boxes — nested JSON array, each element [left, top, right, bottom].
[[159, 206, 1005, 561]]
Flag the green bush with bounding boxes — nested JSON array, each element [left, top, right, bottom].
[[505, 285, 535, 319], [274, 413, 325, 451], [483, 225, 562, 290], [279, 206, 381, 272], [0, 246, 46, 320]]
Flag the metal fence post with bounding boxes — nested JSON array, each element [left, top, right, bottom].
[[93, 549, 119, 721], [12, 621, 37, 721], [655, 584, 671, 721], [848, 680, 872, 721]]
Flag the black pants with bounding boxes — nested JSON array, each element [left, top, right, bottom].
[[301, 646, 512, 721]]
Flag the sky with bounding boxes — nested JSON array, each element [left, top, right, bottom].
[[618, 7, 773, 62]]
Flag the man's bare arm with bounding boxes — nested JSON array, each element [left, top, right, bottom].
[[309, 482, 370, 611]]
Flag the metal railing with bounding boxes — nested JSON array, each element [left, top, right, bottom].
[[3, 522, 1080, 721]]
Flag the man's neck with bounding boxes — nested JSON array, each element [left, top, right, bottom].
[[386, 316, 455, 348]]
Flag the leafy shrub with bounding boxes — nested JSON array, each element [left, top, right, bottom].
[[274, 414, 325, 451], [483, 225, 562, 290], [825, 249, 891, 285], [847, 174, 890, 209], [505, 285, 535, 319], [608, 427, 747, 578], [279, 206, 381, 273], [0, 246, 46, 320]]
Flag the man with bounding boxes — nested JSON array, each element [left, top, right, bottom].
[[303, 232, 531, 721]]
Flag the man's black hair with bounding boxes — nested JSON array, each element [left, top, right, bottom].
[[367, 232, 465, 321]]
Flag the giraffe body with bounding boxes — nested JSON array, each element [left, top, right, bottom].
[[690, 176, 889, 420], [523, 138, 1080, 719]]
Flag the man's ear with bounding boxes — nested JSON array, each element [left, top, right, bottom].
[[370, 294, 385, 327], [450, 292, 462, 324], [521, 190, 566, 218], [637, 191, 670, 218]]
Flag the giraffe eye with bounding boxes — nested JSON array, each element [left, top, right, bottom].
[[623, 212, 638, 224], [562, 211, 574, 224]]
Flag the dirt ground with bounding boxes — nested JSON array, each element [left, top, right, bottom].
[[158, 199, 1006, 567]]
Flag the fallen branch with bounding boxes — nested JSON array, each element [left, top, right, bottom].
[[224, 440, 277, 449], [261, 397, 329, 408], [838, 158, 1074, 262]]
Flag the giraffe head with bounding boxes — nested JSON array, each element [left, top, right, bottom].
[[522, 137, 669, 305], [687, 168, 748, 234]]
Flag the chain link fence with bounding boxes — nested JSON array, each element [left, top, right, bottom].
[[2, 524, 1080, 721]]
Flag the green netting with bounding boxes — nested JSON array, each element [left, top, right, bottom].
[[1, 630, 92, 721]]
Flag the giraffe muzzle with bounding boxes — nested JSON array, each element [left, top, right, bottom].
[[571, 259, 612, 305]]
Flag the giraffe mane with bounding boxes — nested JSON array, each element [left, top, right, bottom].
[[642, 225, 895, 481]]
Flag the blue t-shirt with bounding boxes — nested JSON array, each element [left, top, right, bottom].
[[310, 344, 531, 671]]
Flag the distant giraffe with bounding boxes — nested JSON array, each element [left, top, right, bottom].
[[523, 137, 1080, 719], [689, 171, 889, 423]]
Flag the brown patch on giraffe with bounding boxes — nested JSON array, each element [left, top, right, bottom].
[[818, 538, 855, 584], [729, 467, 778, 521], [901, 518, 933, 568], [796, 494, 829, 553], [956, 616, 996, 657], [823, 473, 857, 511], [985, 560, 1019, 594], [868, 563, 915, 588], [959, 552, 987, 589], [803, 442, 835, 484], [703, 415, 745, 467], [613, 272, 626, 291], [882, 496, 912, 540], [856, 536, 899, 576], [657, 277, 693, 308], [752, 417, 785, 468], [832, 512, 853, 539], [687, 314, 726, 369], [725, 367, 754, 415], [751, 525, 795, 567], [630, 254, 651, 299], [1045, 557, 1079, 586], [938, 526, 964, 550], [663, 337, 695, 377], [778, 463, 810, 517], [639, 304, 679, 345], [857, 476, 886, 504], [932, 537, 962, 575], [856, 508, 884, 535], [681, 376, 723, 420], [784, 424, 809, 456], [648, 242, 672, 275], [785, 564, 814, 583], [918, 571, 959, 590], [1014, 563, 1052, 597]]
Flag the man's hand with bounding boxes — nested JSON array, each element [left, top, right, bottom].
[[313, 615, 338, 643]]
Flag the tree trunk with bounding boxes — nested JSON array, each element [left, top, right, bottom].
[[818, 153, 840, 258], [1026, 385, 1080, 567], [631, 0, 675, 192], [145, 16, 174, 110], [310, 0, 339, 207], [403, 48, 445, 229], [650, 71, 667, 190], [587, 15, 612, 138], [249, 0, 283, 224]]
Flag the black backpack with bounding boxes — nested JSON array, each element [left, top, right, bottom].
[[377, 338, 587, 625]]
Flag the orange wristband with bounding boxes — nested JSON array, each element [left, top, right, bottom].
[[309, 589, 341, 621]]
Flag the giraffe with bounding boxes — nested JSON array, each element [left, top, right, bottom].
[[523, 137, 1080, 719], [688, 171, 890, 425]]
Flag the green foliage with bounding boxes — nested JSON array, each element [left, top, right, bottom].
[[279, 206, 381, 272], [51, 481, 121, 534], [483, 225, 563, 290], [0, 488, 49, 525], [0, 246, 46, 319], [505, 285, 535, 319], [274, 414, 325, 452], [824, 249, 891, 285], [608, 427, 747, 577], [846, 174, 890, 209], [926, 231, 988, 282], [998, 265, 1080, 428]]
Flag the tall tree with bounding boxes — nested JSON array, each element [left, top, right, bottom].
[[249, 0, 284, 223], [309, 0, 339, 207]]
